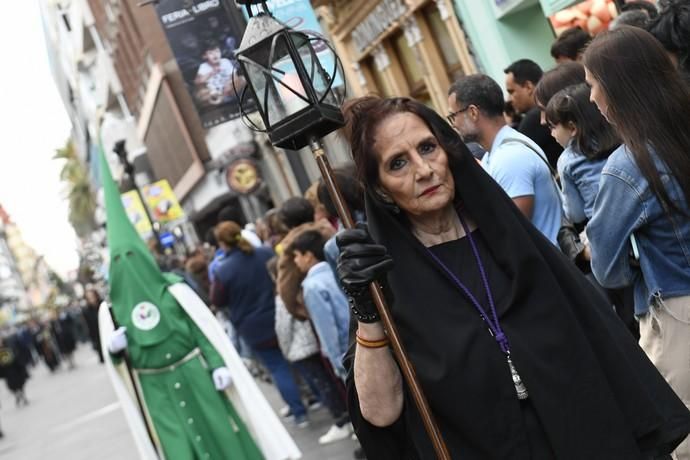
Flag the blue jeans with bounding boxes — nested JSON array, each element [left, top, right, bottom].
[[293, 354, 349, 426], [253, 346, 306, 418]]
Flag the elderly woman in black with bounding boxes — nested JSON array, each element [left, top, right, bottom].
[[335, 96, 690, 459]]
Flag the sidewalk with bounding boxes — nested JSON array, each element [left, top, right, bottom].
[[0, 345, 359, 459]]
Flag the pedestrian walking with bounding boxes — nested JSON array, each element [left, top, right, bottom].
[[584, 26, 690, 459], [0, 337, 29, 407], [82, 289, 104, 363], [335, 95, 690, 459], [52, 310, 77, 370], [211, 221, 309, 429], [33, 321, 60, 372]]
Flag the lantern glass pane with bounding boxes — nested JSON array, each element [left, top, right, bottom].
[[266, 34, 310, 122], [242, 59, 278, 130], [292, 34, 338, 106]]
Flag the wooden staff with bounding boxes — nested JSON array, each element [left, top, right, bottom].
[[106, 304, 161, 459], [308, 138, 451, 460]]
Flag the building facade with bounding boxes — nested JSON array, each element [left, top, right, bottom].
[[313, 0, 479, 114], [0, 206, 44, 322], [41, 0, 347, 248]]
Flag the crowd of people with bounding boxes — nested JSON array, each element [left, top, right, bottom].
[[5, 0, 683, 458]]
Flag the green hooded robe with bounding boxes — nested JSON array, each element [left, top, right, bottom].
[[101, 149, 263, 460]]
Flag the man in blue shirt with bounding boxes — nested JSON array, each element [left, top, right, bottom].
[[448, 74, 562, 245]]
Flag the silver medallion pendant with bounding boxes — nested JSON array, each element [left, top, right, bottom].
[[507, 355, 529, 400]]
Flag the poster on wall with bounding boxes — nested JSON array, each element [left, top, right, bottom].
[[546, 0, 619, 36], [155, 0, 256, 129], [141, 180, 186, 225], [121, 191, 153, 238]]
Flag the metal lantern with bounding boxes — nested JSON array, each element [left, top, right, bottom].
[[235, 3, 344, 150]]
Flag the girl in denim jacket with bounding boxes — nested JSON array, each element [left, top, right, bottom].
[[585, 26, 690, 460], [545, 83, 619, 225]]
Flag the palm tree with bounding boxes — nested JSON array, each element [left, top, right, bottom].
[[54, 140, 97, 238]]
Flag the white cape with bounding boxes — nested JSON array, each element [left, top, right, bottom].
[[99, 282, 302, 460]]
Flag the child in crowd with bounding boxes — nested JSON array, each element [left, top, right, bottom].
[[545, 82, 619, 225], [291, 230, 350, 381]]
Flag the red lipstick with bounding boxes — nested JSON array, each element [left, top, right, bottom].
[[420, 185, 441, 197]]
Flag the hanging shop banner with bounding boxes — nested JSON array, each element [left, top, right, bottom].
[[547, 0, 618, 36], [141, 179, 186, 225], [121, 191, 153, 238], [155, 0, 256, 128], [244, 0, 343, 88]]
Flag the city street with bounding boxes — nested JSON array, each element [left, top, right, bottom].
[[0, 345, 358, 460]]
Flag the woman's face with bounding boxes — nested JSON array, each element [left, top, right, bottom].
[[373, 112, 455, 219], [585, 67, 610, 122]]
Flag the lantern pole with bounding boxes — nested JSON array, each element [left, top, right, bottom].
[[308, 137, 451, 460]]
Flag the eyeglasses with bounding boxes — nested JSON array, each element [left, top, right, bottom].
[[447, 105, 471, 124]]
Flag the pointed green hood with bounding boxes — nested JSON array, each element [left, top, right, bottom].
[[100, 147, 179, 344]]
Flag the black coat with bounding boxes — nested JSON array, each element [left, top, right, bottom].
[[344, 117, 690, 460], [52, 315, 77, 355], [82, 305, 101, 350], [0, 345, 29, 392]]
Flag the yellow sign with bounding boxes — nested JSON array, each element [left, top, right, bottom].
[[121, 190, 153, 237], [142, 180, 185, 224], [226, 159, 261, 194]]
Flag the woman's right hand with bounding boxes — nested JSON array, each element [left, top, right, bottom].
[[336, 225, 394, 323], [108, 326, 128, 354]]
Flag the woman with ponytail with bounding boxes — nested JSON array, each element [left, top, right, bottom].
[[211, 221, 308, 424]]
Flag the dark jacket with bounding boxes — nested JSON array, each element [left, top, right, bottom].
[[518, 106, 562, 169], [211, 246, 277, 348]]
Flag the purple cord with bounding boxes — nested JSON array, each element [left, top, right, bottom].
[[424, 211, 510, 355]]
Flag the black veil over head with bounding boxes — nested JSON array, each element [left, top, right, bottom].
[[343, 97, 690, 459]]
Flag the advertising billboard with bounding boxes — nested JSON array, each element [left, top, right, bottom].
[[155, 0, 256, 128]]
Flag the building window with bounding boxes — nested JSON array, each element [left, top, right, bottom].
[[391, 32, 430, 105], [365, 56, 394, 97], [423, 4, 464, 81]]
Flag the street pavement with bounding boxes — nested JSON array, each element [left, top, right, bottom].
[[0, 345, 359, 460]]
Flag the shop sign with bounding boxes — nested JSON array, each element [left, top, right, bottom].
[[226, 158, 261, 194], [351, 0, 408, 54], [141, 180, 186, 225]]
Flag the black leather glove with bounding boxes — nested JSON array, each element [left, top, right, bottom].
[[336, 225, 394, 323]]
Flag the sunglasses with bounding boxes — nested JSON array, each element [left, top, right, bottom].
[[447, 105, 471, 124]]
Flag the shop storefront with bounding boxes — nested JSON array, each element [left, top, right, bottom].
[[314, 0, 478, 114]]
